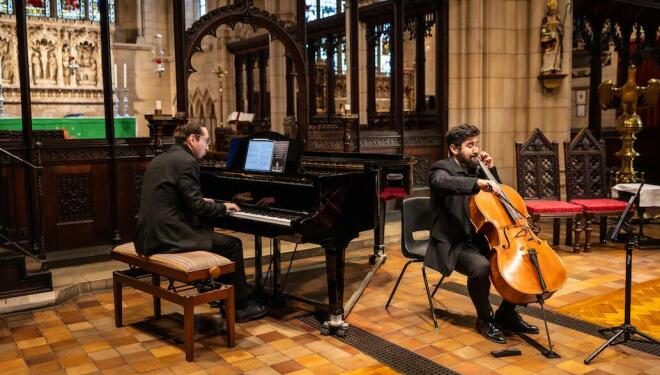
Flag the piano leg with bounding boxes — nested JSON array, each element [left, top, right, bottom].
[[254, 235, 262, 292], [321, 236, 351, 337], [273, 239, 282, 297], [371, 199, 387, 265]]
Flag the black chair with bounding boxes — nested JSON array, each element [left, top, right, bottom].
[[386, 196, 443, 330]]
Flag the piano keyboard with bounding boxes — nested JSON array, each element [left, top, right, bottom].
[[226, 205, 302, 227]]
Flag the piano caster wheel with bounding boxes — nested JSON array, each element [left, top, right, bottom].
[[369, 253, 386, 266], [321, 316, 349, 337]]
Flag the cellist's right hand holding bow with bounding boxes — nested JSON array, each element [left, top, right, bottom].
[[477, 179, 502, 195]]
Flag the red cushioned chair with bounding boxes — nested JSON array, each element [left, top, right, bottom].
[[564, 128, 627, 252], [515, 128, 583, 249]]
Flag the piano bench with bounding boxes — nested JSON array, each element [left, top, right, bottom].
[[111, 242, 236, 361]]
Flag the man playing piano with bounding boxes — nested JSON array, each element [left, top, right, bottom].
[[426, 123, 538, 343], [135, 121, 269, 323]]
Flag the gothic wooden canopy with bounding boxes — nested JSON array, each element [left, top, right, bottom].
[[182, 1, 309, 141]]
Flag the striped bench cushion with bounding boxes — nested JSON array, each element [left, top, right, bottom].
[[112, 242, 232, 273]]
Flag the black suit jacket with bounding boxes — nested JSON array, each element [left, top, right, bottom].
[[134, 144, 227, 256], [424, 158, 500, 276]]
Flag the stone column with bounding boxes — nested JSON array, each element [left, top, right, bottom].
[[269, 41, 287, 134]]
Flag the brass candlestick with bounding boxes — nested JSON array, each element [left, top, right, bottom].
[[599, 65, 660, 183], [213, 64, 228, 127], [212, 64, 228, 147]]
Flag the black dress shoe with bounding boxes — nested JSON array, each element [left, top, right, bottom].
[[235, 299, 270, 323], [495, 310, 539, 334], [476, 318, 507, 344]]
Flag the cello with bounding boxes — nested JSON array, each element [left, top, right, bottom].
[[469, 159, 567, 356]]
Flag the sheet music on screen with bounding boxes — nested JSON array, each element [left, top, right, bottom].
[[244, 139, 275, 172], [243, 139, 290, 173]]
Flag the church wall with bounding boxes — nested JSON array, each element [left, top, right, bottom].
[[447, 0, 573, 187]]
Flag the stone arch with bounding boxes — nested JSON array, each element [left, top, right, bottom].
[[183, 1, 308, 142]]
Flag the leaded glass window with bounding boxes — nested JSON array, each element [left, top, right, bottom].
[[306, 2, 317, 21], [26, 0, 50, 17], [334, 36, 347, 74], [0, 0, 13, 14], [306, 0, 344, 21], [319, 0, 336, 18], [199, 0, 207, 16], [57, 0, 85, 20], [375, 25, 391, 74], [89, 0, 115, 22]]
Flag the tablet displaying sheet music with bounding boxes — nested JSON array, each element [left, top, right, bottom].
[[243, 139, 289, 173]]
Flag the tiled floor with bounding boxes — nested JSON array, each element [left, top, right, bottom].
[[1, 218, 659, 374]]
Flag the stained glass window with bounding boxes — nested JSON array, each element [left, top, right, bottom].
[[90, 0, 115, 22], [306, 1, 344, 21], [26, 0, 50, 17], [306, 2, 317, 21], [334, 36, 347, 74], [199, 0, 207, 17], [58, 0, 86, 20], [319, 0, 337, 18], [0, 0, 13, 14], [376, 25, 391, 74]]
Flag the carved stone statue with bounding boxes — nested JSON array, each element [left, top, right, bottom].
[[540, 0, 563, 73], [31, 49, 42, 83], [47, 50, 58, 81], [62, 46, 71, 85]]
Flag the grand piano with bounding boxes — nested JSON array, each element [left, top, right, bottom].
[[200, 134, 414, 335]]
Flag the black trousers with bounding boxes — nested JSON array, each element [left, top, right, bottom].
[[209, 232, 252, 301], [453, 241, 515, 321]]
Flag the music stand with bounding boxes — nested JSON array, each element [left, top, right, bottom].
[[584, 183, 659, 364]]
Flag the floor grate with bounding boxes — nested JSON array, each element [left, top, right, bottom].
[[439, 281, 660, 357], [298, 314, 460, 375]]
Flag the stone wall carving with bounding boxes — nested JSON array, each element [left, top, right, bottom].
[[0, 15, 109, 104]]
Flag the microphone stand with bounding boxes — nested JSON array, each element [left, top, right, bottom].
[[584, 183, 659, 364]]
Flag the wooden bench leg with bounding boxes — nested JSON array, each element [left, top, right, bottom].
[[152, 274, 161, 319], [573, 214, 583, 253], [565, 218, 573, 246], [552, 218, 560, 246], [184, 302, 194, 362], [113, 273, 123, 327], [584, 212, 593, 252], [226, 287, 236, 347]]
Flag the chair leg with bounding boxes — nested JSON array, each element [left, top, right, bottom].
[[573, 214, 583, 253], [422, 266, 438, 331], [600, 216, 607, 243], [431, 276, 445, 298], [552, 218, 560, 246], [386, 259, 419, 308], [184, 303, 194, 362], [584, 212, 593, 252], [113, 273, 123, 328], [565, 218, 573, 246], [225, 287, 236, 348], [152, 274, 161, 319], [531, 214, 541, 234]]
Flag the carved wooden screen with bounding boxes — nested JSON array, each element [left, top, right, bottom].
[[515, 128, 561, 200], [563, 127, 609, 201]]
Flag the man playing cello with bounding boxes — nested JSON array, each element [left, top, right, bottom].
[[426, 123, 539, 343]]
